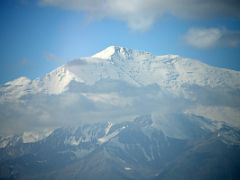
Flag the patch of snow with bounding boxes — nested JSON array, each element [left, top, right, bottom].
[[0, 135, 21, 148], [98, 126, 126, 144], [64, 136, 81, 146], [220, 129, 240, 145], [72, 148, 94, 158], [22, 129, 53, 143], [105, 121, 113, 135], [0, 136, 14, 148], [124, 167, 132, 171]]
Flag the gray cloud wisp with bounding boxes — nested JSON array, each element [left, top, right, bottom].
[[40, 0, 240, 31], [183, 27, 240, 49]]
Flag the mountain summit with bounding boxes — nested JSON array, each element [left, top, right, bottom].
[[92, 46, 153, 60], [92, 46, 129, 59]]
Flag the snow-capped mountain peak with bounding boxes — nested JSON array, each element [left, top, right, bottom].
[[0, 46, 240, 99], [37, 66, 82, 94], [92, 46, 130, 59], [1, 46, 240, 103], [92, 46, 152, 61]]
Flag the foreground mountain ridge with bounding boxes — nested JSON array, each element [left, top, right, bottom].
[[1, 114, 240, 179]]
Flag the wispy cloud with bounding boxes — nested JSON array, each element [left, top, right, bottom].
[[39, 0, 240, 31], [183, 27, 240, 49], [0, 81, 187, 135], [1, 79, 239, 135], [45, 53, 66, 63], [19, 58, 29, 66]]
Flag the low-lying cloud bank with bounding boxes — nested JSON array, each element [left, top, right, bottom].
[[1, 79, 239, 135], [0, 80, 187, 135]]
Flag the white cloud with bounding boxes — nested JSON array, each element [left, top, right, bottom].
[[0, 81, 186, 135], [1, 79, 239, 135], [184, 28, 222, 49], [183, 27, 240, 49], [39, 0, 240, 31]]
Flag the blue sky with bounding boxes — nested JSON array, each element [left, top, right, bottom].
[[0, 0, 240, 84]]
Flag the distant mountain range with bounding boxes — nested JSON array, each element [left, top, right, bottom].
[[0, 46, 240, 179]]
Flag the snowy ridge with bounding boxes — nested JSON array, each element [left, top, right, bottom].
[[1, 46, 240, 102], [63, 122, 113, 146], [34, 66, 82, 94], [0, 135, 21, 148], [64, 136, 81, 146], [76, 47, 240, 95], [0, 66, 81, 101], [70, 46, 240, 92]]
